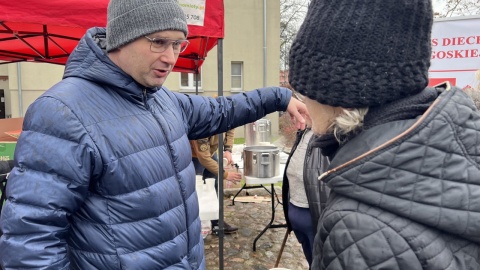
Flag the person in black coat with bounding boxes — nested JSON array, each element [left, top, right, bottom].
[[282, 126, 329, 268], [0, 159, 14, 214], [0, 160, 14, 175]]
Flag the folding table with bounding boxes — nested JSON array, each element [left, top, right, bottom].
[[231, 173, 287, 251]]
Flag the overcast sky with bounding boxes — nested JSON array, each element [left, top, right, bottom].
[[433, 0, 446, 12]]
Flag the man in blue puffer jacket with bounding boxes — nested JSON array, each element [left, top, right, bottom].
[[0, 0, 307, 269]]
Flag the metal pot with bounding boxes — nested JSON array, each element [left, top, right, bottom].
[[245, 118, 271, 146], [243, 146, 280, 178]]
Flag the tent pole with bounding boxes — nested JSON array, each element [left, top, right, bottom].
[[16, 63, 24, 117], [217, 38, 225, 270], [263, 0, 267, 87], [195, 70, 199, 95]]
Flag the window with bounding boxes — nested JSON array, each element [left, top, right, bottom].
[[180, 71, 202, 92], [231, 62, 243, 91]]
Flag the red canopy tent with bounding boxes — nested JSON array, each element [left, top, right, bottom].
[[0, 0, 224, 73]]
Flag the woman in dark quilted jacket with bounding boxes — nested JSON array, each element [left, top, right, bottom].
[[288, 0, 480, 269], [0, 0, 309, 268]]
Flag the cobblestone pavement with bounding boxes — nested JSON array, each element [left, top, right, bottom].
[[203, 187, 309, 270]]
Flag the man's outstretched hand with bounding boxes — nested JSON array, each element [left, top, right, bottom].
[[286, 97, 309, 130]]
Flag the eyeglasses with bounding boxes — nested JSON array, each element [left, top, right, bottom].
[[144, 36, 190, 54]]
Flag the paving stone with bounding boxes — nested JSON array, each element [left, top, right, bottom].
[[203, 192, 309, 270]]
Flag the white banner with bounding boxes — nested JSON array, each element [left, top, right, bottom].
[[429, 16, 480, 89], [178, 0, 206, 26]]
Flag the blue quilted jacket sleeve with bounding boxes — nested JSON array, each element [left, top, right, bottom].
[[0, 97, 101, 269], [167, 86, 292, 140]]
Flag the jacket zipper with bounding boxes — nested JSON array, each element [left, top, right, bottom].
[[143, 88, 150, 110], [143, 88, 193, 259]]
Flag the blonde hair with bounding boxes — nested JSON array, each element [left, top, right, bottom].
[[331, 108, 369, 143], [463, 69, 480, 110], [476, 69, 480, 91], [464, 87, 480, 110]]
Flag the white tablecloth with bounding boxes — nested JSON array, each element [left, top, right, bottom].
[[244, 174, 283, 185]]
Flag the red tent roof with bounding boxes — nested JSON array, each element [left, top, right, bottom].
[[0, 0, 224, 73]]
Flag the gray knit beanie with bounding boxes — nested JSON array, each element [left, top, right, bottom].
[[288, 0, 433, 108], [106, 0, 188, 52]]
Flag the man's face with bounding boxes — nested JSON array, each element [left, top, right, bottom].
[[109, 30, 186, 88]]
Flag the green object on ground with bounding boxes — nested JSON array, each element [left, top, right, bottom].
[[234, 138, 245, 144], [0, 142, 16, 161]]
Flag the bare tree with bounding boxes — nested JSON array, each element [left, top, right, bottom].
[[435, 0, 480, 17], [280, 0, 310, 74]]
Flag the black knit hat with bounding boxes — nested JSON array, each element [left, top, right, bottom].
[[288, 0, 433, 108]]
